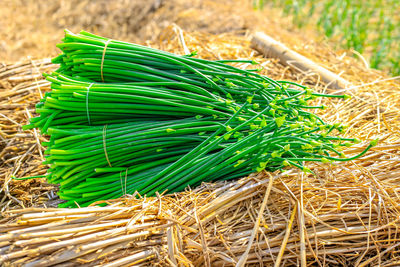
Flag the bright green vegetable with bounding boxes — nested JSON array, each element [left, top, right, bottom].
[[25, 30, 375, 207]]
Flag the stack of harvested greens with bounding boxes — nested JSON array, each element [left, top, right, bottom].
[[24, 30, 374, 207]]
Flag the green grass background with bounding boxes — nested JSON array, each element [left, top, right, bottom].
[[255, 0, 400, 76]]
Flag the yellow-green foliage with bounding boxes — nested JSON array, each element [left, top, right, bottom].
[[254, 0, 400, 76]]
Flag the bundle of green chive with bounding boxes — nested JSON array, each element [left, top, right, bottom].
[[24, 30, 375, 207]]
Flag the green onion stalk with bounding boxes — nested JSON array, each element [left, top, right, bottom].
[[24, 30, 376, 207]]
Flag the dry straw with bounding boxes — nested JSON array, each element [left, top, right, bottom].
[[0, 58, 57, 210], [1, 155, 400, 266], [1, 28, 400, 266]]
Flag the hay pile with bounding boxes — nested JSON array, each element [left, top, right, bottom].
[[2, 170, 400, 266], [1, 28, 400, 265], [0, 59, 58, 209], [2, 160, 400, 266]]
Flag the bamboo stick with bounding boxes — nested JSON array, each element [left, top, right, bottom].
[[251, 32, 352, 90]]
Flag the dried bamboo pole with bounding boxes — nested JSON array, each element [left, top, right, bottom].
[[251, 32, 352, 90]]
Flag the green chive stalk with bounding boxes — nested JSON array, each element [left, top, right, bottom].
[[24, 30, 375, 207]]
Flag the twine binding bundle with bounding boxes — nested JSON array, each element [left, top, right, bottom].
[[85, 83, 94, 125], [100, 39, 112, 82]]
